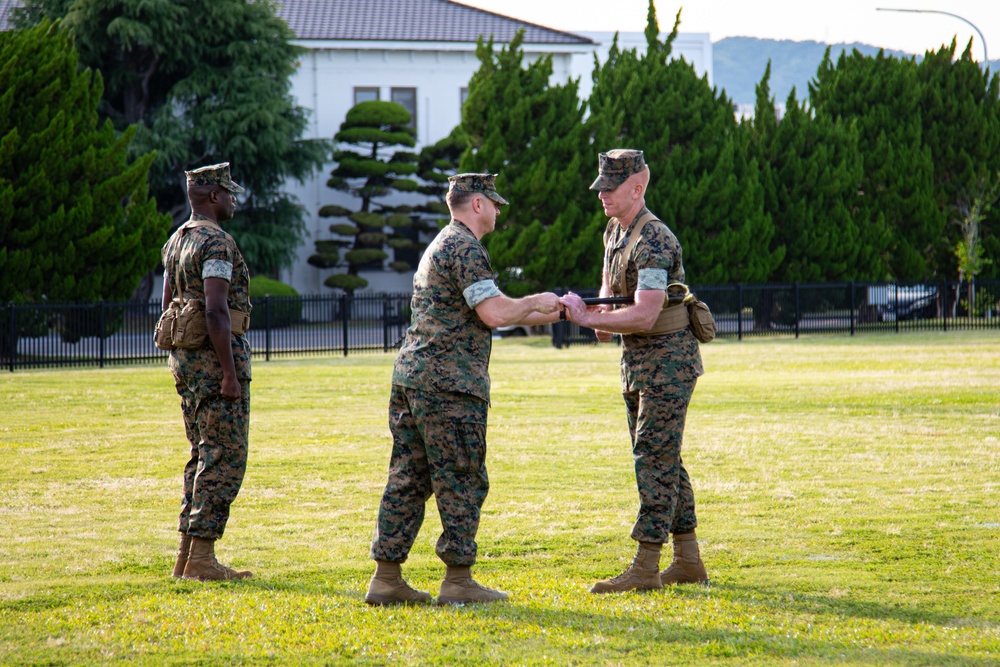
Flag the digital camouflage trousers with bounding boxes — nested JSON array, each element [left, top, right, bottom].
[[371, 385, 489, 566], [174, 375, 250, 540], [624, 379, 698, 544]]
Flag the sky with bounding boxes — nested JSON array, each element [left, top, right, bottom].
[[454, 0, 997, 62]]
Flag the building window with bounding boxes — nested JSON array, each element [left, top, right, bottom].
[[354, 87, 379, 105], [460, 87, 469, 114], [391, 87, 417, 130]]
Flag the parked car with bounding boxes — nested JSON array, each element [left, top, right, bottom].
[[867, 285, 938, 322]]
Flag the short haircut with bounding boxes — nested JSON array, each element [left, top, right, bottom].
[[446, 189, 478, 210], [187, 184, 226, 206]]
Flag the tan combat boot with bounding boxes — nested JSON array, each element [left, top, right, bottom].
[[437, 565, 509, 605], [660, 531, 709, 585], [364, 560, 432, 605], [590, 542, 663, 594], [172, 533, 192, 578], [182, 537, 252, 581]]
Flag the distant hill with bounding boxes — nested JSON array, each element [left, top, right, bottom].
[[711, 36, 996, 107]]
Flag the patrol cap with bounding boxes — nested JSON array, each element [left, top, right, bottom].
[[185, 162, 245, 195], [589, 149, 646, 191], [448, 173, 509, 206]]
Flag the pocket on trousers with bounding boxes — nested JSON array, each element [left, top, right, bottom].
[[452, 423, 486, 473]]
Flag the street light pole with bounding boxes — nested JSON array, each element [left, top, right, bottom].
[[876, 7, 989, 66]]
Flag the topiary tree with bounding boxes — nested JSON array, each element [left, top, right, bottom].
[[414, 125, 468, 229], [311, 101, 420, 293]]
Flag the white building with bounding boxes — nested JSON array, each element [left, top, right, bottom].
[[0, 0, 712, 296], [275, 0, 713, 295]]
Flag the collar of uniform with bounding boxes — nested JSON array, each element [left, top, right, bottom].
[[190, 213, 218, 224], [610, 206, 651, 250], [451, 218, 475, 236]]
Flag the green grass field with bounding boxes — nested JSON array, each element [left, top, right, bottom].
[[1, 332, 998, 666]]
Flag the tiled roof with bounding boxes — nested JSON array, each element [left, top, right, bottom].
[[276, 0, 594, 44], [0, 0, 593, 46]]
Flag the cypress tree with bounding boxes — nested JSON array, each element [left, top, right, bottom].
[[0, 21, 169, 305], [460, 31, 600, 296], [587, 3, 780, 284], [748, 62, 882, 282], [15, 0, 329, 279], [916, 41, 1000, 279], [811, 48, 944, 280]]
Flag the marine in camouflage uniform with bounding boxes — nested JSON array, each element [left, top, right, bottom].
[[161, 162, 253, 581], [366, 174, 562, 606], [561, 149, 710, 593]]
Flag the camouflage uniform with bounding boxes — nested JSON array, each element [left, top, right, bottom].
[[163, 164, 252, 542], [594, 150, 704, 545], [371, 174, 505, 567]]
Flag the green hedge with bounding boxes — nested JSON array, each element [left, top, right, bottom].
[[249, 277, 302, 328]]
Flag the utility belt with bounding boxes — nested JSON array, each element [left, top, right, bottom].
[[629, 284, 716, 343], [155, 298, 251, 351], [636, 300, 690, 337]]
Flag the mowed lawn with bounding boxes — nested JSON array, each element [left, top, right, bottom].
[[0, 332, 997, 666]]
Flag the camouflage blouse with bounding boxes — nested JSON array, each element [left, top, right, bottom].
[[161, 214, 252, 381], [393, 220, 499, 402], [604, 207, 703, 391]]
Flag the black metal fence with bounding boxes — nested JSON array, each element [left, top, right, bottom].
[[552, 280, 1000, 347], [3, 281, 998, 370], [1, 293, 411, 372]]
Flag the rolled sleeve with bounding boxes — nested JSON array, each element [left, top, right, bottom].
[[637, 267, 668, 291], [203, 259, 233, 282], [463, 279, 502, 308]]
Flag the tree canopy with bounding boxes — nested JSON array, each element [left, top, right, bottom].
[[15, 0, 329, 277], [0, 20, 170, 304], [460, 32, 601, 296]]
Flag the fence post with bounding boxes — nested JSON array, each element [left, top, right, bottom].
[[737, 283, 743, 341], [849, 282, 855, 337], [6, 302, 13, 372], [894, 282, 900, 334], [98, 299, 106, 368], [942, 279, 948, 332], [341, 294, 349, 357], [794, 282, 800, 339], [382, 295, 389, 353], [264, 296, 272, 362]]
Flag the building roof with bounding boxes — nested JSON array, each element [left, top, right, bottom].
[[275, 0, 594, 44], [1, 0, 593, 45]]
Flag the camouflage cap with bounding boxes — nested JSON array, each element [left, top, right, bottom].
[[185, 162, 245, 195], [448, 173, 509, 206], [589, 149, 646, 191]]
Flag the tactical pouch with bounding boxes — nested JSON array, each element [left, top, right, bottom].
[[171, 299, 208, 349], [154, 301, 181, 351], [687, 297, 716, 343]]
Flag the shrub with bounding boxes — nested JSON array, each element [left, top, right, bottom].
[[249, 277, 302, 328]]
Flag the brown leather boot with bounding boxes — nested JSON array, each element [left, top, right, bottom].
[[182, 537, 252, 581], [364, 560, 432, 605], [437, 565, 509, 605], [172, 533, 192, 578], [590, 542, 663, 594], [660, 531, 709, 585]]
